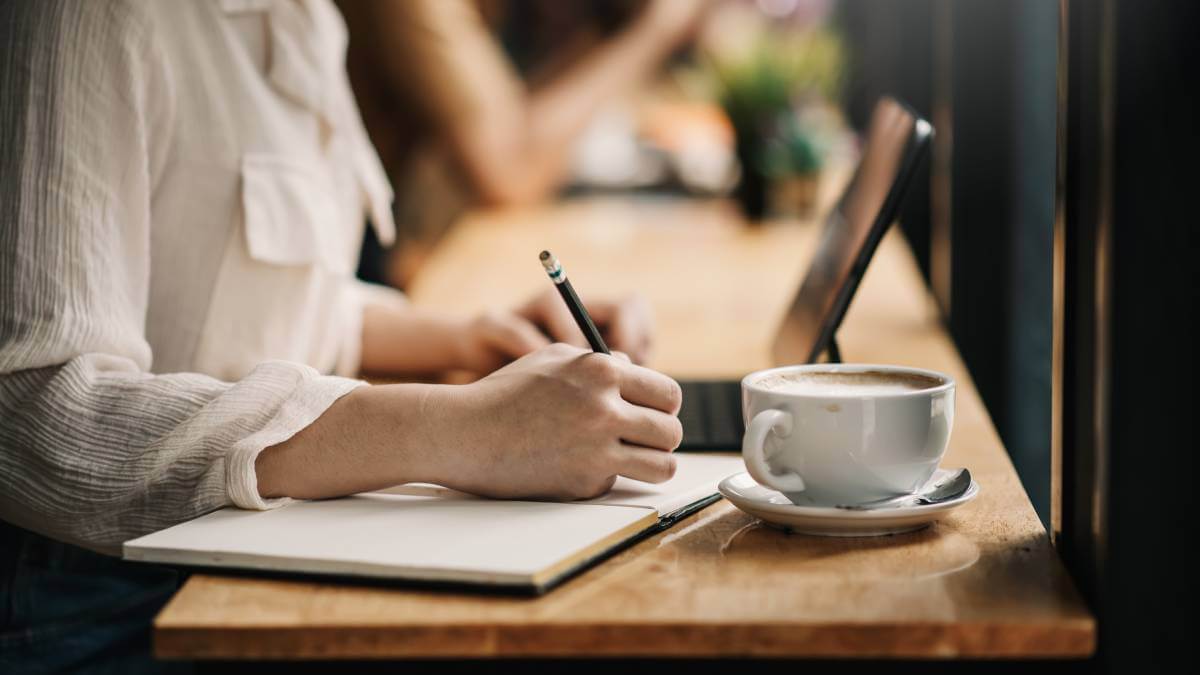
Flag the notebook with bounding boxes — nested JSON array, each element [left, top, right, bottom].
[[123, 453, 743, 594]]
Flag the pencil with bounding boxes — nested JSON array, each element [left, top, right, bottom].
[[538, 250, 610, 354]]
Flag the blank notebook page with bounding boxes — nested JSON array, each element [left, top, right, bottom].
[[124, 492, 655, 586], [123, 454, 744, 586]]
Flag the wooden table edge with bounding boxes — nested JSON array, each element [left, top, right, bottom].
[[154, 618, 1096, 660]]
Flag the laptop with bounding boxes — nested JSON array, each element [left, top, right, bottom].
[[677, 97, 934, 451]]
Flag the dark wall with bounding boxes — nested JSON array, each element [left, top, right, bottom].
[[1066, 0, 1198, 669], [840, 0, 1057, 526], [948, 0, 1058, 527]]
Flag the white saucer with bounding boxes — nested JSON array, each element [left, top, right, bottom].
[[718, 469, 980, 537]]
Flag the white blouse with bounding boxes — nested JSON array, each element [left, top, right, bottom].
[[0, 0, 406, 554]]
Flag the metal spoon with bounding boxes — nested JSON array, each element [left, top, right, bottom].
[[835, 468, 973, 511]]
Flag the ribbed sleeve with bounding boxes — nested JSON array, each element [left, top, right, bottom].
[[0, 356, 362, 554], [0, 0, 366, 554]]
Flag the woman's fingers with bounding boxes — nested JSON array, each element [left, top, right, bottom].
[[617, 401, 683, 451], [518, 289, 589, 348], [517, 290, 656, 361], [617, 362, 683, 415], [609, 444, 678, 484]]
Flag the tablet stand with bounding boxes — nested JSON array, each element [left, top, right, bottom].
[[826, 335, 843, 364]]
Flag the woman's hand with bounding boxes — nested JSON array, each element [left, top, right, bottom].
[[516, 289, 655, 365], [452, 310, 550, 375], [360, 293, 654, 378], [429, 343, 684, 499], [257, 344, 683, 501]]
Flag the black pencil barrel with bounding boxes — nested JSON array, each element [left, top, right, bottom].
[[557, 278, 609, 354]]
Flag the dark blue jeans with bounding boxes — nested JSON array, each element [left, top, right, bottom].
[[0, 520, 189, 674]]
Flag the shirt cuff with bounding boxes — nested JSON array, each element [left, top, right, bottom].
[[225, 370, 366, 510]]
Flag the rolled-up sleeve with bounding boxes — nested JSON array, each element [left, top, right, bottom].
[[0, 0, 364, 554], [0, 357, 362, 554]]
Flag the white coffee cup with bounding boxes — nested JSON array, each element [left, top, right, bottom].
[[741, 363, 955, 506]]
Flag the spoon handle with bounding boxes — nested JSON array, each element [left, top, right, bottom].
[[834, 495, 923, 511], [835, 469, 972, 510]]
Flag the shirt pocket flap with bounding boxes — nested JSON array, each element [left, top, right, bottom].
[[240, 154, 337, 266]]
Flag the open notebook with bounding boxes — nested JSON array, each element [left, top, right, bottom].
[[124, 454, 742, 593]]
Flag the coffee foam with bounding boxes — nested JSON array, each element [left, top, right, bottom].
[[754, 370, 944, 397]]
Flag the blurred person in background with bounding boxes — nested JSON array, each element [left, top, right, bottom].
[[337, 0, 713, 288]]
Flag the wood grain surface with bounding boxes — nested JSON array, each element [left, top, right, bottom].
[[154, 190, 1095, 660]]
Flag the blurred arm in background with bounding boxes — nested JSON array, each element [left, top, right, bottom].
[[339, 0, 710, 208]]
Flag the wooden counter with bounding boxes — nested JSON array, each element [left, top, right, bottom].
[[154, 194, 1095, 660]]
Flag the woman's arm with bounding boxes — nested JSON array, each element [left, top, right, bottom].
[[356, 286, 656, 376], [0, 3, 681, 557], [0, 1, 358, 553], [257, 344, 684, 503], [357, 300, 548, 376], [0, 358, 362, 554], [342, 0, 710, 206]]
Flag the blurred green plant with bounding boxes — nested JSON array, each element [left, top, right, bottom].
[[711, 26, 845, 138], [710, 25, 845, 178], [761, 114, 823, 177], [672, 15, 846, 217]]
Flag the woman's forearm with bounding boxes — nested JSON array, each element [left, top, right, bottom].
[[256, 343, 685, 504], [255, 384, 451, 499], [358, 302, 468, 376]]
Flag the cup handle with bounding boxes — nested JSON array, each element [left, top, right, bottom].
[[742, 409, 806, 493]]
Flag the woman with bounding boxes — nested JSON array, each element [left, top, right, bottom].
[[0, 1, 682, 670]]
